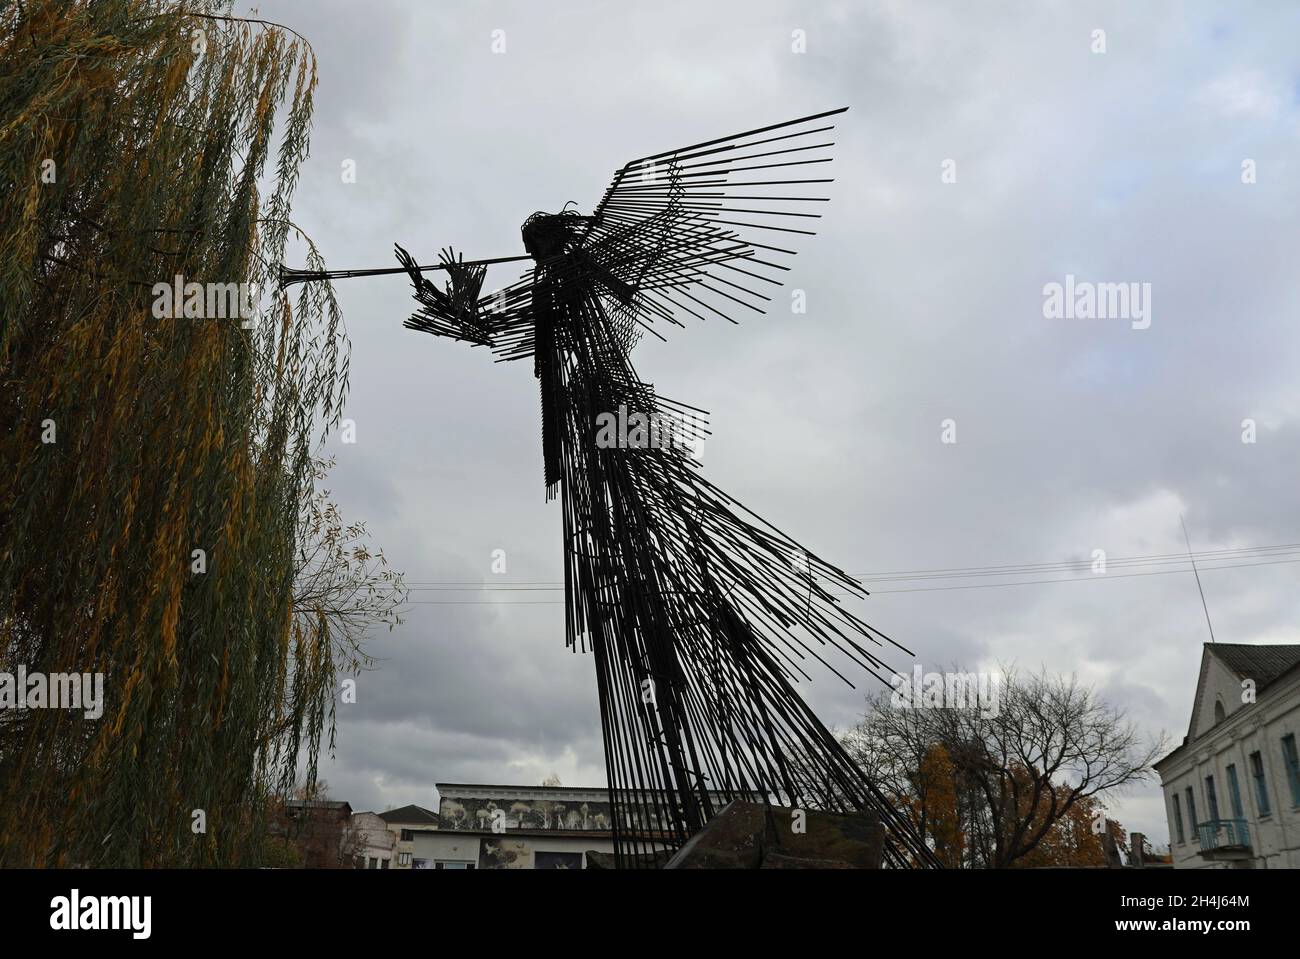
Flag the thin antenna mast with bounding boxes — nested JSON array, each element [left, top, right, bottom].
[[1181, 514, 1217, 644]]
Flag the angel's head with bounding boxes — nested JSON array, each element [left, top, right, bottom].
[[521, 207, 589, 261]]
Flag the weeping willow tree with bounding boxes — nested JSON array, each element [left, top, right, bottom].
[[0, 0, 402, 866]]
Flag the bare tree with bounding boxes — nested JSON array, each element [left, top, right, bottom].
[[294, 457, 407, 678], [844, 665, 1166, 868]]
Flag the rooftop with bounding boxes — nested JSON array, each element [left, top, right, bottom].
[[437, 783, 606, 794], [1209, 643, 1300, 691], [378, 804, 441, 826], [1156, 642, 1300, 767], [286, 799, 352, 812]]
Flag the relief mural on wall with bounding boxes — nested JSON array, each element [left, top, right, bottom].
[[476, 839, 584, 870], [478, 837, 533, 869], [535, 851, 584, 870], [440, 796, 614, 832]]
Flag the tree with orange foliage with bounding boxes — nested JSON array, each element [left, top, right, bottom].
[[1012, 783, 1124, 868], [844, 665, 1163, 868], [916, 745, 965, 868]]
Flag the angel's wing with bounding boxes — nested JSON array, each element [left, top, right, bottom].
[[577, 107, 848, 347], [404, 108, 847, 362]]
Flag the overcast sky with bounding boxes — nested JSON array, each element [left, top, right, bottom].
[[248, 0, 1300, 845]]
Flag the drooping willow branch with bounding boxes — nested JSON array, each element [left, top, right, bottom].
[[0, 0, 394, 867]]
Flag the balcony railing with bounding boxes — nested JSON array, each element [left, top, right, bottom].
[[1197, 818, 1250, 851]]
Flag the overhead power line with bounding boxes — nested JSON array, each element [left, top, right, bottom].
[[392, 542, 1300, 586], [381, 542, 1300, 603]]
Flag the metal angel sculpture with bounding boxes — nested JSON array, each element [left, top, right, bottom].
[[286, 108, 935, 867]]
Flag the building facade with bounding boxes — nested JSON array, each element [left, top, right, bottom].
[[349, 804, 442, 869], [348, 811, 396, 869], [427, 783, 620, 869], [347, 782, 751, 869], [410, 828, 614, 869], [1154, 643, 1300, 869]]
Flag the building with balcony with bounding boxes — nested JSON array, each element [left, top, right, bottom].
[[1154, 643, 1300, 869]]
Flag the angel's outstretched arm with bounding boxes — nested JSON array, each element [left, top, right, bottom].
[[396, 244, 494, 347]]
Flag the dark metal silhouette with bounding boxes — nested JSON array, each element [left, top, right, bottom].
[[290, 108, 936, 867]]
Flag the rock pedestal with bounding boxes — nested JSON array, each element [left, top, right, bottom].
[[588, 801, 884, 869]]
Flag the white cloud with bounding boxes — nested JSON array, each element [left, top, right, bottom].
[[1196, 69, 1285, 118]]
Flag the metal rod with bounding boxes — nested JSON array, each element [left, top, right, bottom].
[[278, 253, 533, 288]]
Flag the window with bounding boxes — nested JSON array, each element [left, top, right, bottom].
[[1226, 764, 1244, 819], [1171, 794, 1184, 844], [435, 861, 475, 870], [1250, 751, 1270, 815], [400, 829, 414, 841], [399, 852, 412, 866], [380, 857, 389, 869], [1185, 787, 1198, 840], [366, 857, 376, 869], [1204, 775, 1219, 822], [1214, 700, 1226, 724], [1283, 734, 1300, 806]]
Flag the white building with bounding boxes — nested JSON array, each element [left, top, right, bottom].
[[349, 804, 442, 869], [424, 783, 620, 869], [348, 812, 396, 869], [1154, 643, 1300, 869], [410, 827, 614, 870], [350, 782, 747, 869]]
